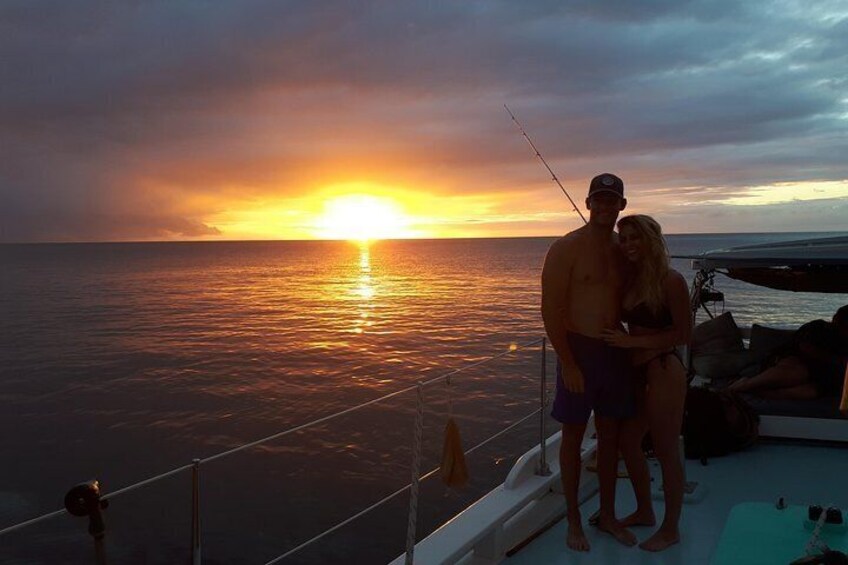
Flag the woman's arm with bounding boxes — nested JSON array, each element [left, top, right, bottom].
[[602, 270, 692, 349]]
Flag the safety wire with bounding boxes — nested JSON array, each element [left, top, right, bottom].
[[0, 338, 545, 539]]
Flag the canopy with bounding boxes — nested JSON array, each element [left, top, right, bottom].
[[676, 235, 848, 293]]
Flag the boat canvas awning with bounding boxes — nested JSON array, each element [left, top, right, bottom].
[[723, 266, 848, 293], [677, 235, 848, 293]]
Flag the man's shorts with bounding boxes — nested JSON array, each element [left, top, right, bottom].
[[551, 331, 635, 424]]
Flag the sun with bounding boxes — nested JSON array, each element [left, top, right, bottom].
[[314, 195, 413, 241]]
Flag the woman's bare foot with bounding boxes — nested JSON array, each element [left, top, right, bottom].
[[620, 509, 656, 527], [639, 528, 680, 552], [566, 520, 591, 552], [596, 515, 637, 547]]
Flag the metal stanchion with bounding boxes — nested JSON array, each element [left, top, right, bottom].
[[404, 383, 425, 565], [536, 337, 551, 476], [191, 459, 202, 565]]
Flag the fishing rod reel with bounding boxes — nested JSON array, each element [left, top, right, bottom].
[[65, 480, 109, 539]]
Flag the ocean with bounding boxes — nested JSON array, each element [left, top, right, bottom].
[[1, 234, 846, 564]]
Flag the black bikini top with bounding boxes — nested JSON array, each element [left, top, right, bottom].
[[622, 302, 673, 329]]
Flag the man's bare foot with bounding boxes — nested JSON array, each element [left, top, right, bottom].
[[566, 520, 591, 551], [620, 509, 656, 527], [596, 515, 637, 547], [639, 528, 680, 552]]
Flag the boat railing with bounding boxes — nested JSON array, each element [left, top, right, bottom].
[[0, 336, 553, 564]]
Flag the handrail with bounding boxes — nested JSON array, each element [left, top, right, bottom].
[[204, 337, 542, 465], [0, 508, 68, 538], [0, 337, 545, 538], [264, 407, 543, 565]]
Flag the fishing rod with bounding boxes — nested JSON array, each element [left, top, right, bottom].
[[504, 104, 587, 224]]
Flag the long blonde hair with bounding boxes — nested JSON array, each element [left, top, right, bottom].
[[617, 214, 669, 315]]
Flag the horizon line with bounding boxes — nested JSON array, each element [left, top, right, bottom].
[[2, 230, 847, 246]]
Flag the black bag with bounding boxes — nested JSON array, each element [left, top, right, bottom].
[[683, 386, 759, 462]]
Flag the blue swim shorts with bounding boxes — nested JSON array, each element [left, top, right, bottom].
[[551, 332, 635, 424]]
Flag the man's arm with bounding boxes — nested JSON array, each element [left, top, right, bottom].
[[541, 238, 584, 392]]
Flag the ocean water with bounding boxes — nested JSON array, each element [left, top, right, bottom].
[[1, 234, 845, 564]]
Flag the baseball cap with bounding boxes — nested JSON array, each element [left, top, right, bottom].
[[588, 173, 624, 198]]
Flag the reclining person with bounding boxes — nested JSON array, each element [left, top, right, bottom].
[[728, 305, 847, 399]]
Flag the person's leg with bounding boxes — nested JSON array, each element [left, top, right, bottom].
[[561, 423, 590, 551], [640, 358, 687, 552], [756, 383, 819, 400], [618, 382, 655, 527], [728, 356, 810, 392], [594, 416, 637, 546], [552, 350, 600, 551]]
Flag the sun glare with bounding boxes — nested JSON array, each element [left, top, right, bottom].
[[315, 195, 413, 241]]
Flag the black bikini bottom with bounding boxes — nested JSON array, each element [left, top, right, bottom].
[[633, 348, 684, 383]]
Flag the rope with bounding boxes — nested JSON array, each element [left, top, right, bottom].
[[262, 406, 541, 564], [404, 383, 425, 565], [465, 408, 541, 457], [103, 464, 195, 500], [0, 338, 544, 539], [264, 463, 447, 564], [446, 374, 453, 419], [805, 504, 833, 556], [203, 337, 542, 465], [0, 509, 67, 537]]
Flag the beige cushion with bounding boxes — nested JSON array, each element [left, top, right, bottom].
[[691, 311, 745, 356]]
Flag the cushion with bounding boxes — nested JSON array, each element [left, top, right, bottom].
[[749, 324, 795, 359], [691, 312, 745, 356], [691, 350, 760, 381]]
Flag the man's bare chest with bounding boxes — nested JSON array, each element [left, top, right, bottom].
[[573, 252, 621, 286]]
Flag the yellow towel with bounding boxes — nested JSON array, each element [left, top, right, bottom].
[[840, 363, 848, 415], [440, 417, 469, 488]]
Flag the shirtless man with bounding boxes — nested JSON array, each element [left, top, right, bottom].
[[541, 173, 636, 551]]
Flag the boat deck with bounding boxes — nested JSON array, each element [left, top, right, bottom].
[[505, 441, 848, 565]]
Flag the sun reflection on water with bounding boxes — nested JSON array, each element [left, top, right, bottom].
[[352, 243, 375, 334]]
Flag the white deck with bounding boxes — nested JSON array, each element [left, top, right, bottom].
[[505, 441, 848, 565]]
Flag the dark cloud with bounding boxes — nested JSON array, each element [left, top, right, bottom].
[[1, 0, 846, 241]]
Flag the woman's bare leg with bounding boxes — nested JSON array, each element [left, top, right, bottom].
[[640, 357, 687, 552], [756, 383, 819, 400], [618, 382, 655, 527], [728, 356, 809, 392]]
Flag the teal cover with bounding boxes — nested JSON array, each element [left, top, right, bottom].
[[712, 502, 847, 565]]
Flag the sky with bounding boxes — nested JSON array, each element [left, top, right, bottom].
[[1, 0, 847, 242]]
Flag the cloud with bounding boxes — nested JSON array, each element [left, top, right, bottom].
[[1, 0, 846, 241], [653, 195, 848, 233]]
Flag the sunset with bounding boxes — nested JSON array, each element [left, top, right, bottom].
[[314, 194, 414, 242], [2, 3, 847, 565], [2, 2, 847, 243]]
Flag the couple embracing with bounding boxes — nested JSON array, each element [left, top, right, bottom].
[[541, 173, 691, 553]]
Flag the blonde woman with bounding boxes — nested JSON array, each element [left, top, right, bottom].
[[600, 214, 691, 551]]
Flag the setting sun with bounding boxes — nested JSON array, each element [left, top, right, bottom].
[[314, 195, 414, 241]]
